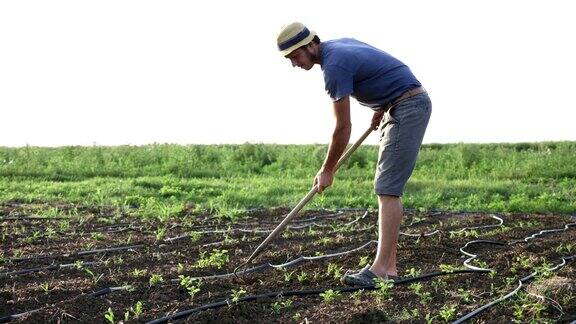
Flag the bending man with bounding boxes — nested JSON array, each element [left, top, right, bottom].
[[276, 22, 432, 285]]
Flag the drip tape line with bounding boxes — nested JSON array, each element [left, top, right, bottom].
[[148, 269, 489, 324], [1, 244, 144, 264], [453, 253, 576, 323], [508, 222, 576, 245], [0, 261, 100, 278], [170, 240, 379, 282]]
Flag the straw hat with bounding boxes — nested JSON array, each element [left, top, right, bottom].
[[277, 22, 317, 56]]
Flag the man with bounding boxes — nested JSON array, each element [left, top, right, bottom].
[[276, 22, 432, 286]]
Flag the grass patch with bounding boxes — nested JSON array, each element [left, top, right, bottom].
[[1, 142, 575, 218]]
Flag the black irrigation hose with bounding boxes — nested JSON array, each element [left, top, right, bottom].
[[163, 212, 367, 243], [0, 261, 100, 278], [1, 244, 144, 264], [460, 240, 507, 271], [170, 240, 378, 282], [3, 212, 573, 322], [508, 222, 576, 245], [453, 254, 576, 324], [149, 269, 489, 324]]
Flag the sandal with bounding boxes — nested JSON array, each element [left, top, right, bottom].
[[341, 265, 382, 286]]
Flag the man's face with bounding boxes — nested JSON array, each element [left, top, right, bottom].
[[286, 47, 314, 70]]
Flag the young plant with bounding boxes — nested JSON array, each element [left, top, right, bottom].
[[149, 274, 164, 287], [85, 268, 104, 284], [189, 231, 202, 243], [270, 298, 293, 314], [155, 227, 167, 241], [178, 275, 202, 298], [45, 227, 56, 239], [59, 219, 70, 231], [104, 307, 115, 324], [196, 249, 229, 269], [457, 288, 472, 303], [39, 282, 50, 294], [555, 242, 574, 254], [358, 255, 370, 267], [409, 282, 431, 304], [373, 278, 394, 300], [405, 267, 422, 278], [132, 301, 143, 318], [439, 263, 458, 273], [326, 263, 343, 280], [230, 288, 247, 303], [438, 304, 456, 322], [296, 271, 308, 283], [319, 289, 342, 303], [282, 269, 295, 282], [91, 232, 105, 241], [132, 268, 147, 277]]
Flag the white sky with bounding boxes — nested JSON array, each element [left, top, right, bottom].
[[1, 0, 575, 147]]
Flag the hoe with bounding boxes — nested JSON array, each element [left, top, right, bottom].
[[234, 125, 375, 279]]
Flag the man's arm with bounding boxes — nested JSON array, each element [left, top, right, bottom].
[[313, 95, 352, 193]]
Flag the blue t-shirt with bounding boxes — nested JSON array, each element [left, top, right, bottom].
[[321, 38, 421, 110]]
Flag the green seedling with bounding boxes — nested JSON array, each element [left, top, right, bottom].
[[556, 242, 574, 254], [189, 231, 202, 243], [326, 263, 343, 280], [155, 227, 167, 241], [358, 255, 370, 267], [131, 301, 143, 318], [409, 282, 432, 304], [282, 269, 295, 282], [405, 267, 422, 277], [270, 298, 293, 314], [535, 260, 553, 279], [350, 289, 364, 301], [25, 230, 42, 243], [104, 307, 115, 324], [39, 282, 50, 294], [196, 249, 229, 269], [425, 313, 436, 324], [178, 275, 202, 298], [176, 263, 186, 274], [439, 264, 458, 273], [149, 274, 164, 287], [45, 227, 56, 239], [316, 236, 332, 246], [438, 304, 456, 322], [319, 289, 342, 303], [457, 288, 472, 303], [515, 254, 532, 268], [59, 219, 70, 231], [296, 271, 308, 283], [132, 268, 147, 277], [373, 278, 394, 300], [230, 288, 247, 303], [74, 260, 84, 270], [84, 268, 104, 284], [91, 232, 105, 241]]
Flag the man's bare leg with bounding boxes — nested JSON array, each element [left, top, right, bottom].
[[370, 194, 402, 278]]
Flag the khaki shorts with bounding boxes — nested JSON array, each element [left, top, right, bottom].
[[374, 92, 431, 196]]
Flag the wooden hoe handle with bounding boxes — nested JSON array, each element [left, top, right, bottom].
[[234, 126, 374, 276]]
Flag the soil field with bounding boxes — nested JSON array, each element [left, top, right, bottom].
[[1, 202, 575, 323]]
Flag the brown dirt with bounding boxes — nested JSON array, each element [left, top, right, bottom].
[[1, 202, 575, 323]]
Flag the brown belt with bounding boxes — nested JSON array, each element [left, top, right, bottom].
[[379, 86, 426, 112]]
